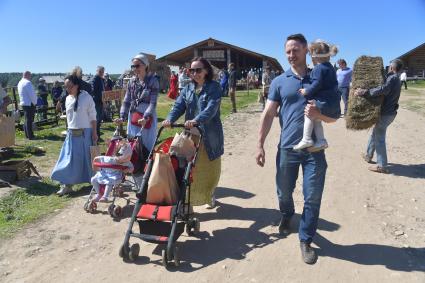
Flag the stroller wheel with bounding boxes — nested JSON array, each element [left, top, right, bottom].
[[185, 223, 192, 236], [128, 243, 140, 262], [161, 249, 169, 268], [88, 201, 97, 213], [173, 246, 180, 267], [113, 206, 122, 218], [193, 218, 200, 233], [108, 204, 115, 216], [186, 218, 200, 236], [119, 244, 129, 259]]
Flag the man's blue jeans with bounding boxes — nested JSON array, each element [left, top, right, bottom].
[[338, 87, 350, 115], [276, 148, 327, 244], [95, 104, 103, 136], [366, 114, 396, 168]]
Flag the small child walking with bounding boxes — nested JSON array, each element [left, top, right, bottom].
[[294, 39, 340, 151]]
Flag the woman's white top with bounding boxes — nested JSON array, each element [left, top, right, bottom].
[[65, 90, 97, 129]]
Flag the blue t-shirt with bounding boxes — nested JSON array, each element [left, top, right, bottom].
[[268, 69, 312, 148], [336, 67, 352, 88]]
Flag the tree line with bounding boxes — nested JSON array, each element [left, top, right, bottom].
[[0, 73, 120, 88]]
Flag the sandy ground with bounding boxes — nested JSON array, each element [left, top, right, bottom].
[[1, 100, 425, 283]]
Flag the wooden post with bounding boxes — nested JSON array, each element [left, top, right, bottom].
[[12, 87, 18, 110], [247, 76, 249, 96]]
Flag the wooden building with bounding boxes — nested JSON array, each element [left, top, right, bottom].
[[396, 42, 425, 78], [156, 38, 283, 72]]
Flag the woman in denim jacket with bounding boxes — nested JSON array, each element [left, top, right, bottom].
[[162, 57, 224, 208]]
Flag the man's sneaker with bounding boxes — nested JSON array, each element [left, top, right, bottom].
[[361, 153, 373, 163], [293, 140, 314, 151], [368, 165, 389, 174], [308, 139, 329, 152], [57, 185, 73, 196], [278, 217, 291, 236], [300, 242, 318, 264]]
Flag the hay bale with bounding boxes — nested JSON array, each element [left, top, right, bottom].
[[345, 56, 385, 130]]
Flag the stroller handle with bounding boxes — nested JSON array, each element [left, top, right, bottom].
[[157, 124, 203, 138]]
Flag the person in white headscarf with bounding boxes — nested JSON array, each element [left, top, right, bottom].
[[114, 53, 159, 152]]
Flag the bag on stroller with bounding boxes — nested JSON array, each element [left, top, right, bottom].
[[119, 124, 202, 268]]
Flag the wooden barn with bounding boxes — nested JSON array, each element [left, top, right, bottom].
[[396, 42, 425, 78], [156, 38, 283, 73]]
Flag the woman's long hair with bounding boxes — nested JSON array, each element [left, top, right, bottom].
[[65, 74, 82, 111], [191, 57, 214, 81]]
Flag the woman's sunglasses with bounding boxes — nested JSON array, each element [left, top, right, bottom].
[[189, 68, 204, 74], [131, 64, 142, 69]]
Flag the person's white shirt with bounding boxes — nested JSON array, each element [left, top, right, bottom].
[[65, 90, 97, 129], [400, 72, 407, 81], [17, 78, 37, 106]]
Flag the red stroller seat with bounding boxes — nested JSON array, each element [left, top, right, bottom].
[[119, 125, 202, 268]]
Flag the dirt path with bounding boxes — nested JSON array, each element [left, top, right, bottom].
[[1, 102, 425, 282]]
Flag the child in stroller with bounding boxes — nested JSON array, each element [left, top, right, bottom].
[[91, 137, 133, 202], [84, 134, 144, 217]]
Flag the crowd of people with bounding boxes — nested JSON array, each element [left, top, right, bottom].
[[0, 32, 408, 265], [8, 66, 116, 141], [165, 62, 281, 114]]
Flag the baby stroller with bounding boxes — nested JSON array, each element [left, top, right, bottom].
[[83, 127, 149, 218], [119, 124, 202, 268]]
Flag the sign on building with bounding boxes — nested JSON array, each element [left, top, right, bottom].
[[202, 50, 226, 61], [102, 89, 126, 102]]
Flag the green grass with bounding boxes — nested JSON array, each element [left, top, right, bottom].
[[0, 179, 68, 238], [407, 80, 425, 88], [400, 85, 425, 117], [0, 89, 261, 239]]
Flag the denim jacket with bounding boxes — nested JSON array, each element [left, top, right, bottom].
[[167, 80, 224, 161]]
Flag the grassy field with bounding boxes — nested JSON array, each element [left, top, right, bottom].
[[0, 89, 260, 238], [399, 86, 425, 117], [406, 80, 425, 88]]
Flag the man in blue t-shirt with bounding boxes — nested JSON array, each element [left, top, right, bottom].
[[336, 59, 352, 116], [256, 34, 338, 265]]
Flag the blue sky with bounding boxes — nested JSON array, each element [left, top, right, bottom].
[[0, 0, 424, 74]]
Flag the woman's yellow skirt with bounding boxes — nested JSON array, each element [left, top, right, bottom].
[[189, 143, 221, 206]]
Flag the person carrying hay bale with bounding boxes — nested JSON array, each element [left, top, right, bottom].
[[354, 59, 403, 174]]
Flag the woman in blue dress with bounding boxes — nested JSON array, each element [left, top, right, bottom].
[[51, 74, 98, 195]]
